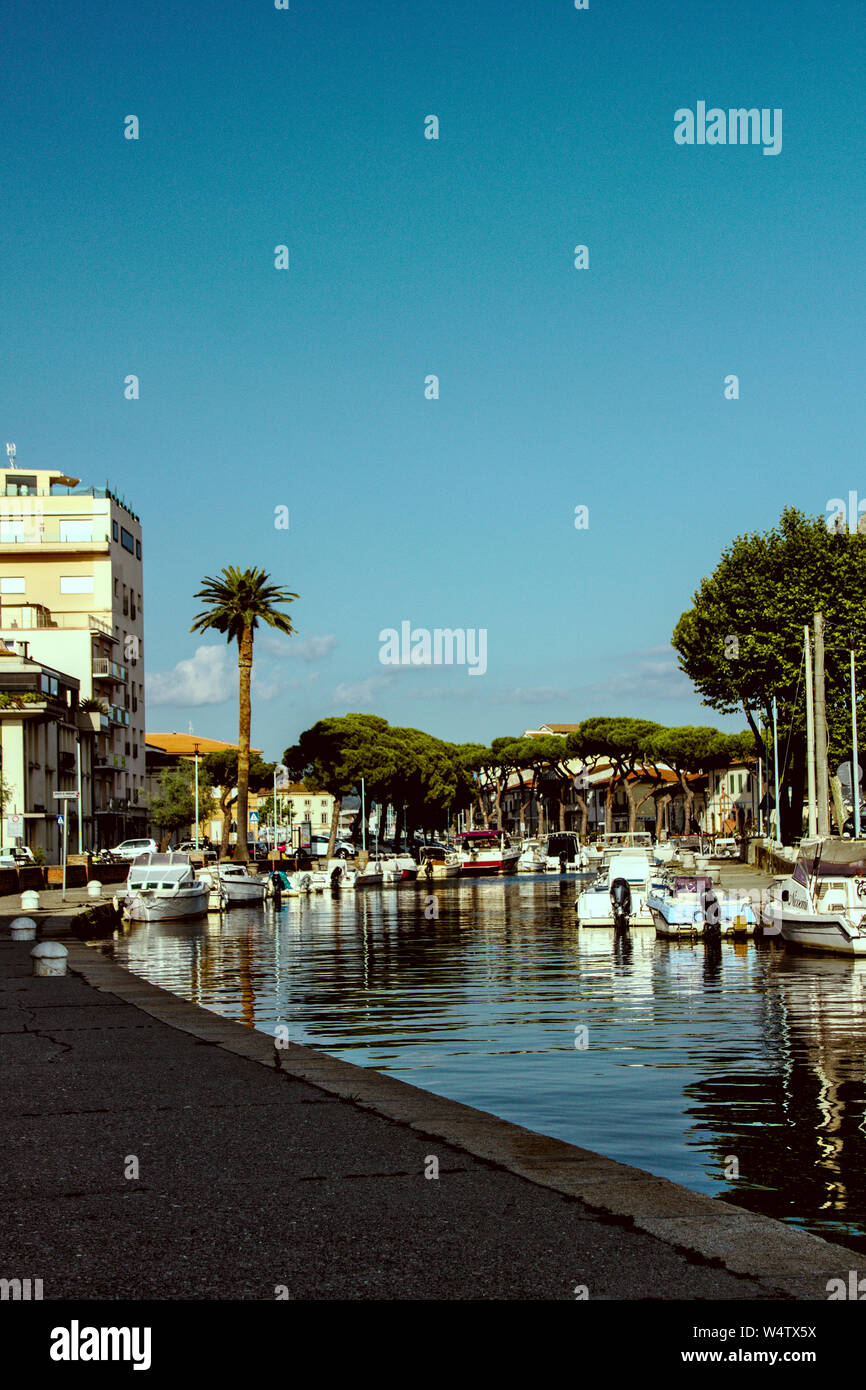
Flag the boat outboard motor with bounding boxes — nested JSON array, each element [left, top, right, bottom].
[[270, 871, 282, 909], [701, 887, 721, 935], [330, 864, 342, 891], [610, 876, 632, 931]]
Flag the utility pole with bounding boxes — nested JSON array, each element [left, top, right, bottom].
[[814, 612, 831, 836], [772, 697, 781, 844], [852, 648, 861, 839], [804, 626, 817, 838]]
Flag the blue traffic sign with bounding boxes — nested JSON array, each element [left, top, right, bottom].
[[56, 815, 64, 826]]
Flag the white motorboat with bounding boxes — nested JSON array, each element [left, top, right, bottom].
[[653, 841, 677, 867], [517, 839, 546, 872], [216, 862, 269, 906], [647, 874, 757, 939], [418, 844, 461, 879], [326, 859, 357, 889], [455, 830, 520, 876], [380, 854, 418, 884], [575, 850, 654, 927], [356, 857, 384, 886], [543, 831, 582, 872], [122, 852, 209, 923], [777, 839, 866, 957]]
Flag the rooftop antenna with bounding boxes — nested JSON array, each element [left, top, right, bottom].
[[5, 442, 17, 469]]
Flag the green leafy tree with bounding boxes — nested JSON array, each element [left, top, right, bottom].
[[202, 749, 276, 856], [191, 567, 297, 863], [147, 764, 213, 850], [672, 507, 866, 840], [576, 717, 664, 831]]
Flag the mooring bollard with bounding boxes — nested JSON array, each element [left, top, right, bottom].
[[87, 880, 102, 899], [10, 916, 37, 941], [20, 889, 40, 912], [31, 942, 68, 977]]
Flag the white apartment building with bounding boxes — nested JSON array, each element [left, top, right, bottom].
[[0, 456, 146, 848]]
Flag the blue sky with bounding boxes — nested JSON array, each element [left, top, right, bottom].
[[2, 0, 863, 761]]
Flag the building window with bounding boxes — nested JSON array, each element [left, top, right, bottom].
[[122, 586, 129, 616], [114, 578, 118, 596], [60, 576, 94, 594], [0, 577, 25, 593], [135, 540, 141, 559], [112, 520, 119, 541], [120, 527, 135, 554]]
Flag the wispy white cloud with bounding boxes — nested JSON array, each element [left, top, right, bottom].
[[333, 673, 396, 704], [257, 631, 337, 661], [147, 646, 234, 707]]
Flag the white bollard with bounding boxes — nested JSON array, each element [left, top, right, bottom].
[[10, 916, 37, 941], [87, 880, 102, 898], [31, 941, 68, 977], [20, 889, 40, 912]]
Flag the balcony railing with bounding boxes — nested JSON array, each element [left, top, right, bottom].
[[109, 707, 130, 727], [0, 605, 115, 638], [92, 659, 128, 682], [0, 524, 110, 545]]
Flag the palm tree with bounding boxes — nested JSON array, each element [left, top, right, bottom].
[[191, 567, 298, 863]]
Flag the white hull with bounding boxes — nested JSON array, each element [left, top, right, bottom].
[[780, 914, 866, 957], [125, 888, 209, 922]]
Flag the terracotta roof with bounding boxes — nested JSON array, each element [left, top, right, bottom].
[[146, 733, 263, 756]]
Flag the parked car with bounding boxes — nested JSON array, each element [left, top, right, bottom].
[[110, 837, 158, 861], [0, 845, 35, 864], [177, 840, 217, 862]]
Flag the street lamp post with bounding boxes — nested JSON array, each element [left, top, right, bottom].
[[194, 745, 201, 850]]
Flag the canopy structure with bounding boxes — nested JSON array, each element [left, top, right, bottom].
[[794, 838, 866, 883]]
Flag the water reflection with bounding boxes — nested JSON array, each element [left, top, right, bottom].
[[107, 877, 866, 1251]]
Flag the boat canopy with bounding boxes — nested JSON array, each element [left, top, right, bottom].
[[794, 838, 866, 883], [127, 852, 194, 889], [672, 875, 713, 894]]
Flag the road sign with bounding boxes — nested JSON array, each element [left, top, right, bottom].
[[56, 815, 64, 826], [249, 811, 259, 823], [5, 813, 23, 836], [53, 791, 79, 799]]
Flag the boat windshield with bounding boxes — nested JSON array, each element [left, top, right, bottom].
[[546, 834, 579, 857]]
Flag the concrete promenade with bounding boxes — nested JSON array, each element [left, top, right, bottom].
[[1, 905, 860, 1301]]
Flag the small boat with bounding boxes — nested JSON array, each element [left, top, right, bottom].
[[380, 854, 418, 884], [517, 839, 546, 872], [324, 859, 357, 890], [455, 830, 520, 876], [122, 852, 209, 922], [648, 875, 757, 939], [543, 832, 582, 872], [575, 850, 654, 927], [216, 862, 269, 906], [777, 838, 866, 956], [356, 857, 384, 886], [418, 844, 461, 879]]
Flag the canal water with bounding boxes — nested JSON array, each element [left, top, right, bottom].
[[106, 875, 866, 1252]]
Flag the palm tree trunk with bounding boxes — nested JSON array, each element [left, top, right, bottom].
[[235, 626, 253, 864]]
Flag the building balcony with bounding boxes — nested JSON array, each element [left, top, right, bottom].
[[109, 707, 129, 727], [92, 659, 128, 682], [0, 605, 116, 640]]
